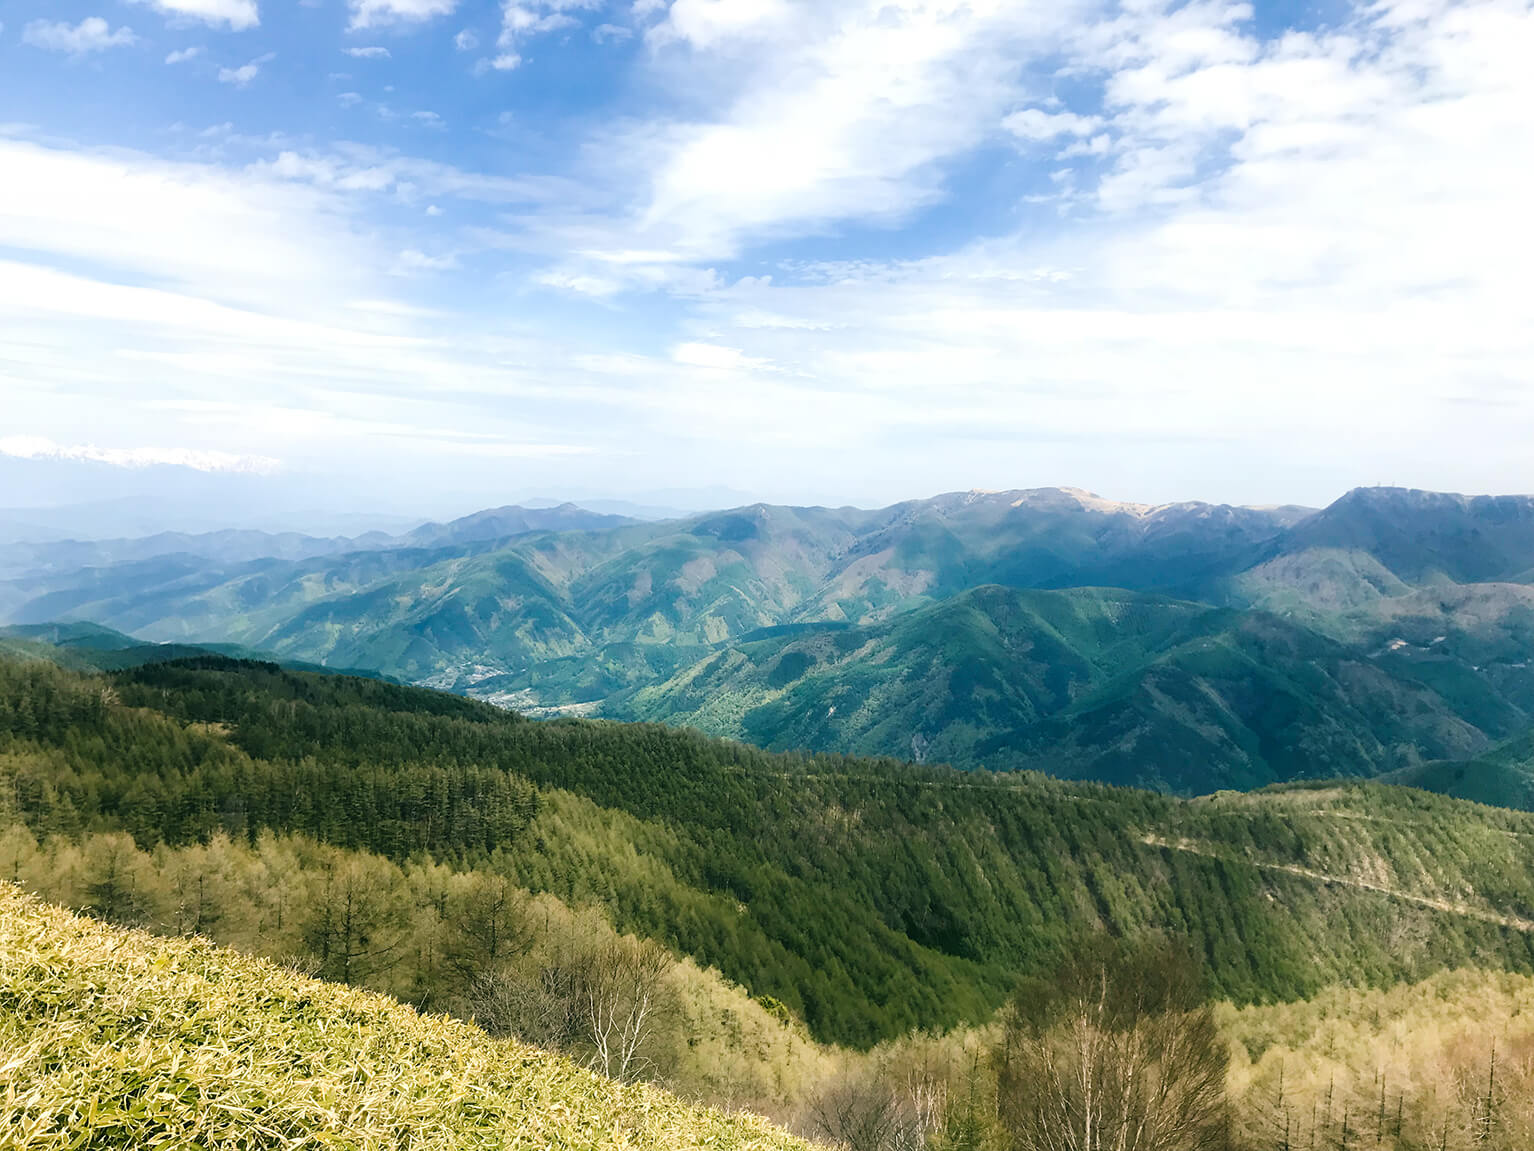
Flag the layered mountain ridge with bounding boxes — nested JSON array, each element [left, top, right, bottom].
[[3, 484, 1532, 798]]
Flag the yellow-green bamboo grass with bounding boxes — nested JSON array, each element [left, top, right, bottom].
[[0, 883, 816, 1150]]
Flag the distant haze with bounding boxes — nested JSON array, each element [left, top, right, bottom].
[[5, 452, 1529, 544]]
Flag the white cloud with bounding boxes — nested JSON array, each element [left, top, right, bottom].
[[560, 0, 1531, 499], [0, 136, 371, 314], [454, 28, 479, 49], [128, 0, 259, 31], [671, 341, 772, 371], [23, 18, 138, 55], [345, 45, 392, 58], [558, 0, 1094, 268], [218, 54, 273, 87], [9, 0, 1534, 507], [1004, 108, 1105, 142], [496, 0, 603, 57], [165, 46, 203, 64], [649, 0, 792, 49], [592, 22, 632, 42], [0, 435, 280, 474], [0, 136, 613, 500], [252, 145, 564, 205], [348, 0, 457, 31], [393, 248, 459, 273]]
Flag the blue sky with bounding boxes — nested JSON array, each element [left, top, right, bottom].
[[1, 0, 1532, 522]]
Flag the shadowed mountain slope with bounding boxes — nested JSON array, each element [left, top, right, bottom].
[[620, 585, 1515, 791]]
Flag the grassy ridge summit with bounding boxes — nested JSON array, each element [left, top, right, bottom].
[[8, 654, 1534, 1046], [0, 884, 809, 1151]]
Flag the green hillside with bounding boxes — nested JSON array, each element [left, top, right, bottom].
[[0, 883, 810, 1151], [621, 585, 1512, 791], [0, 620, 392, 679], [9, 653, 1534, 1048], [1386, 730, 1534, 810], [1273, 487, 1534, 585]]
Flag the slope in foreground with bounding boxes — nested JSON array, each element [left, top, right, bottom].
[[0, 884, 810, 1151]]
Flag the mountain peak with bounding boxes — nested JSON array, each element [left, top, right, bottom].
[[1282, 486, 1534, 583]]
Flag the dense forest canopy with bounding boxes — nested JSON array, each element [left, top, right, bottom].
[[7, 651, 1534, 1048]]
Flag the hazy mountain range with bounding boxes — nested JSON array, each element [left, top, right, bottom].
[[3, 484, 1532, 799]]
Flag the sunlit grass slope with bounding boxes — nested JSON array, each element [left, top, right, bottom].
[[0, 884, 813, 1151]]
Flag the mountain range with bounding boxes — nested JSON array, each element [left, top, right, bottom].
[[2, 484, 1532, 799]]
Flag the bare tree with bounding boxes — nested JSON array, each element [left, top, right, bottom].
[[995, 937, 1229, 1151], [809, 1073, 928, 1151], [468, 963, 579, 1051], [570, 935, 678, 1083], [470, 932, 680, 1084]]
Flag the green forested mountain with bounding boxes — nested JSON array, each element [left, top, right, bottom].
[[1270, 487, 1534, 586], [0, 488, 1307, 676], [1385, 729, 1534, 810], [619, 585, 1515, 791], [0, 620, 391, 679], [7, 653, 1534, 1048], [2, 485, 1532, 800]]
